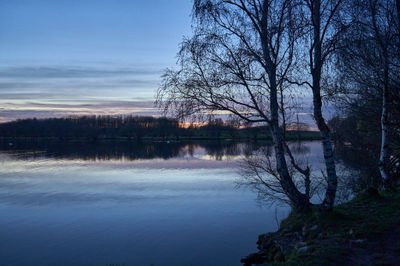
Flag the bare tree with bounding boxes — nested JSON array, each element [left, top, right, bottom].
[[157, 0, 314, 211], [238, 142, 313, 207], [369, 0, 400, 187], [310, 0, 341, 210], [336, 0, 400, 188], [290, 0, 345, 210]]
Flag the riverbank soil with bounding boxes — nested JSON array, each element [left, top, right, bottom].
[[242, 188, 400, 265]]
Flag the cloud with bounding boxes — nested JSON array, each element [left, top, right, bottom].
[[295, 112, 313, 116], [17, 100, 156, 109], [0, 63, 338, 125], [0, 63, 164, 121], [0, 63, 163, 116], [0, 78, 158, 102], [0, 92, 65, 100], [0, 65, 162, 79], [0, 100, 161, 122]]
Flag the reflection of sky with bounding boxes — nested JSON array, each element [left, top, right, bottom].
[[0, 141, 293, 265], [0, 0, 192, 122], [0, 141, 354, 265]]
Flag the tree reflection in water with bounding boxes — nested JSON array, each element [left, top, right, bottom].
[[0, 139, 274, 161]]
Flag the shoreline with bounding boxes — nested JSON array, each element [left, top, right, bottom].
[[0, 131, 322, 143], [242, 188, 400, 265]]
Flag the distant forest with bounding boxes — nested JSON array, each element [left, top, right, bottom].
[[0, 115, 316, 141]]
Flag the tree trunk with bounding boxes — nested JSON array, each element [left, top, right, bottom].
[[270, 124, 310, 212], [270, 68, 310, 212], [312, 89, 338, 210], [397, 0, 400, 50], [371, 0, 392, 188], [311, 0, 337, 211], [259, 0, 309, 212], [379, 60, 390, 187]]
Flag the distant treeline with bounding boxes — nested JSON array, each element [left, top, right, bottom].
[[0, 115, 318, 141]]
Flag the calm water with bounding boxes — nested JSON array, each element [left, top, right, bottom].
[[0, 140, 330, 266]]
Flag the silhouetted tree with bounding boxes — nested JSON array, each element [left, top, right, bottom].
[[300, 0, 345, 210], [157, 0, 319, 212], [335, 0, 400, 187]]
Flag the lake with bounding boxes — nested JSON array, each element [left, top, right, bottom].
[[0, 140, 340, 265]]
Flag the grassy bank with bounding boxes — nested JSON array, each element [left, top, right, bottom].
[[243, 188, 400, 265]]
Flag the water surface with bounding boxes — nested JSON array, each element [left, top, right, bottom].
[[0, 140, 331, 266]]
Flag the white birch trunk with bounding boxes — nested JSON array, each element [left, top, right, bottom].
[[311, 0, 338, 210], [379, 66, 390, 186]]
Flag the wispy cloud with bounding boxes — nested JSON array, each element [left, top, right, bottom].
[[0, 64, 337, 125], [0, 65, 162, 79], [0, 63, 164, 121], [0, 100, 161, 122]]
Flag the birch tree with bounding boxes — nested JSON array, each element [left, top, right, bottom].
[[305, 0, 345, 209], [157, 0, 313, 211], [336, 0, 400, 188]]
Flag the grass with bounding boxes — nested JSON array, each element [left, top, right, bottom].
[[259, 188, 400, 265]]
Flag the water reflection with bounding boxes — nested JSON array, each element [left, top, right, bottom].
[[0, 140, 351, 266], [335, 143, 381, 191], [0, 139, 310, 162]]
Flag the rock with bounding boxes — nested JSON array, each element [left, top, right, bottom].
[[257, 234, 273, 250], [240, 251, 267, 265], [310, 225, 318, 231], [297, 246, 309, 253], [295, 241, 307, 248], [302, 226, 307, 237]]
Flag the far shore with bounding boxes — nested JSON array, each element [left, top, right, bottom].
[[0, 130, 322, 143]]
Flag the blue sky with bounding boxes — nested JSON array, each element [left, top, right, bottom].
[[0, 0, 192, 121]]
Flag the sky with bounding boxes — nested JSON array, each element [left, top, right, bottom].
[[0, 0, 193, 122]]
